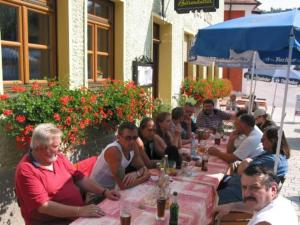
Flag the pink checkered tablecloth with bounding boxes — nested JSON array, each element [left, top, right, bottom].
[[70, 140, 229, 225]]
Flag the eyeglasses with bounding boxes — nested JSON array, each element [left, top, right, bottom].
[[122, 135, 138, 141]]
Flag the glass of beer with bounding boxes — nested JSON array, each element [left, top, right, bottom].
[[156, 197, 167, 221], [197, 140, 207, 155], [120, 202, 131, 225]]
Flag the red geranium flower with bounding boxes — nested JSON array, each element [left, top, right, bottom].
[[53, 113, 61, 122], [3, 109, 13, 116], [16, 115, 26, 123]]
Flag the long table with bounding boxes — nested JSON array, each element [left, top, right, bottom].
[[71, 140, 228, 225]]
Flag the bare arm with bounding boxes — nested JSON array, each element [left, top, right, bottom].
[[208, 147, 239, 163], [104, 147, 149, 190], [226, 131, 239, 153], [153, 134, 167, 157], [237, 158, 253, 175], [135, 138, 156, 168], [38, 201, 105, 218]]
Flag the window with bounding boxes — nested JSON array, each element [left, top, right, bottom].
[[0, 0, 56, 84], [87, 0, 114, 82]]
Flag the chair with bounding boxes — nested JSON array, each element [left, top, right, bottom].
[[73, 156, 97, 177], [214, 211, 252, 225]]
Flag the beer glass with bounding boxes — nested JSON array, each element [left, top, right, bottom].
[[120, 201, 131, 225], [156, 197, 167, 221]]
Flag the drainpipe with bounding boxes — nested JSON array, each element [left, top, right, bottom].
[[161, 0, 165, 18]]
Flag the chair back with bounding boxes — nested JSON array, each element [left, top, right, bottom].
[[74, 156, 97, 177]]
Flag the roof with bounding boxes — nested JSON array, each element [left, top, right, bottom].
[[225, 0, 261, 5]]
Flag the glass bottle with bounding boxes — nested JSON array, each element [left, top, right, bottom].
[[169, 192, 179, 225], [201, 150, 209, 171], [191, 134, 197, 159], [163, 154, 169, 174]]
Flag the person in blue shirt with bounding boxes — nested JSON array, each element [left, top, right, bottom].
[[218, 126, 289, 204]]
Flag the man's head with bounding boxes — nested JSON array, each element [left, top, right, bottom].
[[253, 108, 267, 126], [117, 122, 138, 151], [241, 164, 278, 212], [172, 107, 184, 123], [183, 102, 195, 119], [203, 99, 215, 115], [235, 114, 255, 134], [30, 123, 63, 164], [230, 94, 237, 102]]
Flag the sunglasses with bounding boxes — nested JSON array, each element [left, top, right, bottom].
[[122, 135, 138, 141]]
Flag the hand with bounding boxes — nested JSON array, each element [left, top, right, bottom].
[[208, 147, 219, 156], [105, 189, 120, 201], [213, 204, 233, 220], [122, 172, 137, 186], [174, 123, 182, 135], [78, 204, 105, 218], [229, 130, 239, 141]]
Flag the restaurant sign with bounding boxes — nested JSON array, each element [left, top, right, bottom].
[[174, 0, 219, 13]]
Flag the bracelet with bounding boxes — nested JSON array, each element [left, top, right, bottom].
[[76, 207, 80, 217]]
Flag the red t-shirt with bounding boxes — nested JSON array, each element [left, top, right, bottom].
[[15, 152, 84, 225]]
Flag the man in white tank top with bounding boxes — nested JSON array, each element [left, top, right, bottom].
[[214, 164, 298, 225], [90, 122, 150, 192]]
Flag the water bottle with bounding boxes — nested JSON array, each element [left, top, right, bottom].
[[191, 134, 197, 159]]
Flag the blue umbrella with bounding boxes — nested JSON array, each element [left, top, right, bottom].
[[189, 9, 300, 174]]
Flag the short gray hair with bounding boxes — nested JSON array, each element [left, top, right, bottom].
[[30, 123, 62, 150]]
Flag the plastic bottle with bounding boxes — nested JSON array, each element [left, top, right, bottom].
[[191, 134, 197, 159], [169, 192, 179, 225]]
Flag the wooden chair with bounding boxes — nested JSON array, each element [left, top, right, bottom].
[[214, 212, 252, 225]]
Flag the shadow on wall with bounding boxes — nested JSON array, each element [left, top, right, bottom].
[[0, 125, 116, 224], [287, 137, 300, 151]]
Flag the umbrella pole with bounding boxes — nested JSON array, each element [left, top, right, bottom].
[[248, 52, 257, 113], [271, 81, 278, 118], [274, 32, 294, 175]]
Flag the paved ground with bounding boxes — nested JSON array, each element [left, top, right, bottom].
[[243, 79, 300, 223]]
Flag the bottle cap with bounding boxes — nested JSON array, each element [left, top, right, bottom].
[[173, 192, 178, 196]]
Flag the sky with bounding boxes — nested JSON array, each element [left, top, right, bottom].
[[258, 0, 300, 10]]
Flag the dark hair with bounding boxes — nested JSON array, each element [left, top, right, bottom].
[[203, 99, 214, 106], [236, 109, 248, 118], [243, 164, 278, 188], [155, 112, 172, 146], [184, 102, 194, 107], [118, 121, 137, 135], [138, 117, 154, 138], [264, 126, 290, 159], [171, 107, 184, 121], [239, 114, 255, 128]]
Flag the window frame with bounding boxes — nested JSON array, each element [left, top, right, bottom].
[[87, 0, 114, 83], [0, 0, 56, 85]]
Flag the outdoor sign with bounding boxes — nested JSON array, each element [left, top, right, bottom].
[[295, 95, 300, 116], [174, 0, 219, 14]]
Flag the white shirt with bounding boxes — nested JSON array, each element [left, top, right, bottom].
[[90, 141, 134, 189], [234, 126, 264, 160], [248, 196, 298, 225]]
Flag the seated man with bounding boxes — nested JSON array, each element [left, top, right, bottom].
[[215, 164, 298, 225], [226, 93, 238, 111], [208, 114, 264, 163], [15, 123, 120, 225], [253, 108, 276, 132], [196, 99, 232, 131], [181, 102, 197, 143], [90, 122, 150, 191]]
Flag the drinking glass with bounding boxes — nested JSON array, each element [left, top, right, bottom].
[[120, 201, 131, 225], [156, 197, 167, 221]]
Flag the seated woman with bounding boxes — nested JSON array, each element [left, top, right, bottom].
[[155, 112, 182, 166], [253, 108, 276, 132], [135, 117, 167, 167], [218, 126, 289, 205]]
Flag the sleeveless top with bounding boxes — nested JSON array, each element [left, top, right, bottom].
[[89, 141, 134, 189]]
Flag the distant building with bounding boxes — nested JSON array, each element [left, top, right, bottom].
[[223, 0, 261, 92]]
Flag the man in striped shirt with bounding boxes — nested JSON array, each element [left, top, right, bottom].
[[196, 99, 233, 131]]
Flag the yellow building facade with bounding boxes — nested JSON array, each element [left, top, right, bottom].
[[0, 0, 224, 104]]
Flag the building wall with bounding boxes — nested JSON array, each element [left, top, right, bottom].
[[122, 0, 224, 103]]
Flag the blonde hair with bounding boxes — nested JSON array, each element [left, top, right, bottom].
[[30, 123, 62, 150]]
